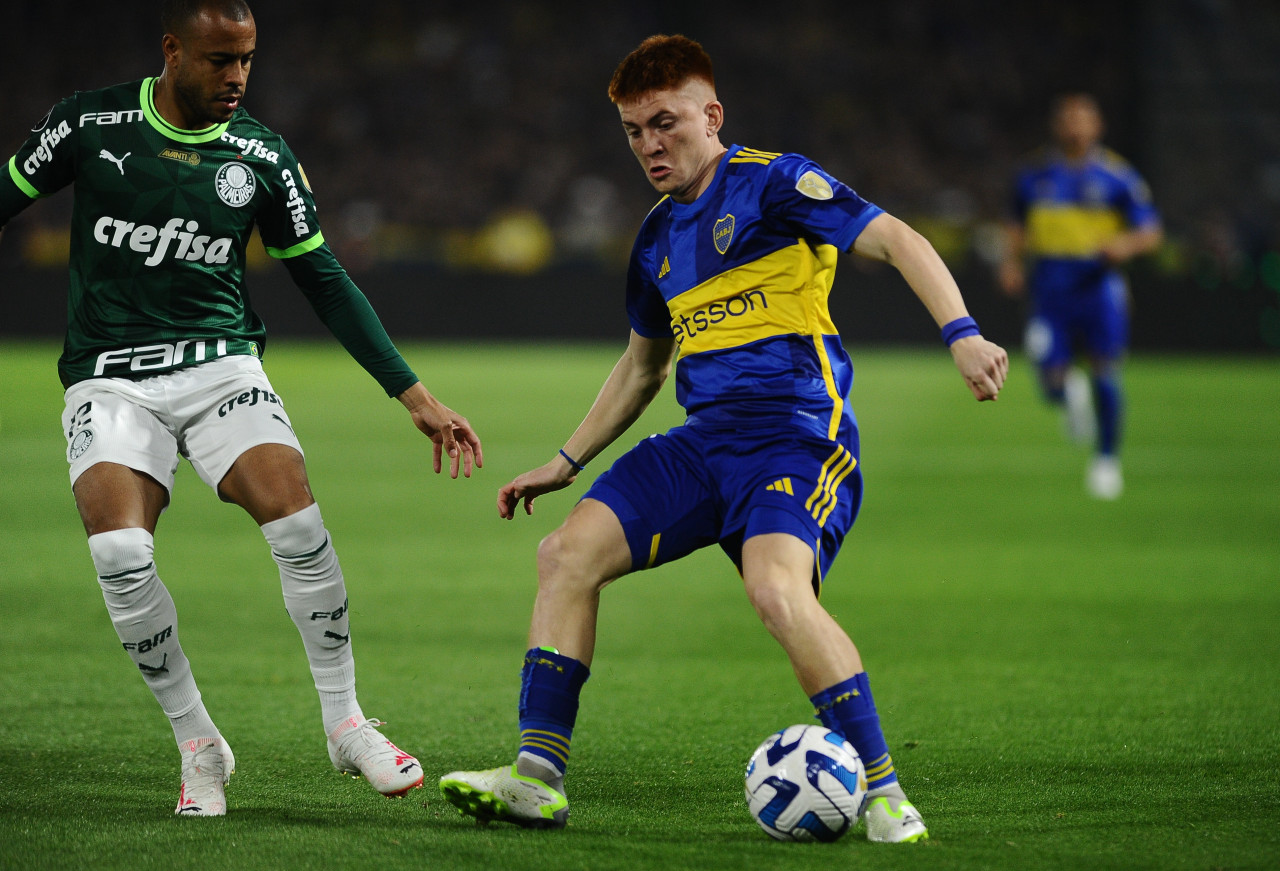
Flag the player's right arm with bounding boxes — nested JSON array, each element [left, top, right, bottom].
[[497, 330, 675, 519], [1, 98, 79, 231], [854, 212, 1008, 402]]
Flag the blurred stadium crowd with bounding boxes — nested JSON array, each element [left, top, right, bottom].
[[3, 0, 1279, 348]]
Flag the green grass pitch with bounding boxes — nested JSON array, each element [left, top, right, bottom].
[[1, 340, 1277, 871]]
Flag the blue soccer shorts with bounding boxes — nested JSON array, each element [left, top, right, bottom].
[[1026, 272, 1130, 370], [582, 419, 863, 589]]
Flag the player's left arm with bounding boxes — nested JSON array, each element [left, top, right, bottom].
[[1099, 223, 1163, 266], [1100, 167, 1163, 266], [262, 141, 481, 477], [852, 212, 1008, 402], [282, 249, 482, 478]]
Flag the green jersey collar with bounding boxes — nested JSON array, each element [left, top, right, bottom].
[[140, 77, 231, 143]]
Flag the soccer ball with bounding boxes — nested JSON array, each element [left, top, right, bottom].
[[744, 724, 867, 842]]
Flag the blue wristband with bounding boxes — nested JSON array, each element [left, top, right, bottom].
[[559, 449, 586, 473], [941, 316, 980, 347]]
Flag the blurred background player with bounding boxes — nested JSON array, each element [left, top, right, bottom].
[[0, 0, 482, 815], [998, 93, 1162, 499], [439, 34, 1006, 841]]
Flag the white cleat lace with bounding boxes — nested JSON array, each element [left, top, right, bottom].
[[327, 717, 423, 797], [175, 736, 234, 817]]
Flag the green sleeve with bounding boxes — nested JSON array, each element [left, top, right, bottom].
[[3, 96, 80, 227], [1, 157, 39, 227], [281, 243, 419, 398]]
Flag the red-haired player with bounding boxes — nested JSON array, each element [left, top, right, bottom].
[[441, 34, 1006, 841]]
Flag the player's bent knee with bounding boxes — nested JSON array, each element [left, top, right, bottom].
[[260, 502, 327, 560], [745, 577, 815, 636], [536, 527, 612, 592], [536, 528, 579, 580], [746, 582, 790, 625], [87, 527, 156, 592]]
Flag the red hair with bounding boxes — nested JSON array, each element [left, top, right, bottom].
[[608, 34, 715, 104]]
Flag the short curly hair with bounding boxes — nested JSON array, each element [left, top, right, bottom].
[[607, 34, 715, 104]]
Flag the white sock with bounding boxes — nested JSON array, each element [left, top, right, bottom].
[[866, 781, 908, 800], [88, 528, 218, 745], [261, 504, 362, 734], [517, 751, 565, 793]]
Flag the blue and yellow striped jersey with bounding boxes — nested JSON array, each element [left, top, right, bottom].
[[625, 144, 882, 437], [1012, 146, 1159, 293]]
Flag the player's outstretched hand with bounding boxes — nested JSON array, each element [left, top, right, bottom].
[[397, 382, 483, 478], [498, 460, 577, 520], [950, 335, 1009, 402]]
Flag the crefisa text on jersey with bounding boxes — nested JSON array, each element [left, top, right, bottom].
[[220, 132, 280, 164], [21, 120, 73, 176], [281, 168, 309, 235], [92, 215, 233, 266]]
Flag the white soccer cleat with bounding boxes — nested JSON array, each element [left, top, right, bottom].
[[175, 736, 234, 816], [1086, 455, 1124, 500], [439, 764, 569, 829], [861, 791, 929, 843], [327, 716, 423, 797]]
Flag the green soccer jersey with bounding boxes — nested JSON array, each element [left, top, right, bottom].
[[1, 77, 417, 394]]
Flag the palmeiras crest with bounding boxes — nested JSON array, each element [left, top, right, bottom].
[[215, 161, 256, 207], [713, 213, 735, 254]]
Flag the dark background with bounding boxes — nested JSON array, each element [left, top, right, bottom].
[[3, 0, 1279, 350]]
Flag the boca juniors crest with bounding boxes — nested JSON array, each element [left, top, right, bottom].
[[713, 213, 735, 254]]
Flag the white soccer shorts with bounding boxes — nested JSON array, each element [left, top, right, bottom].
[[61, 354, 304, 492]]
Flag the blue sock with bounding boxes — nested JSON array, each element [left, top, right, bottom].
[[810, 672, 898, 791], [1093, 371, 1123, 456], [517, 647, 590, 778], [1041, 368, 1066, 405]]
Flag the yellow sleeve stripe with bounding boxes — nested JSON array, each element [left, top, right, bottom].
[[729, 146, 782, 165]]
